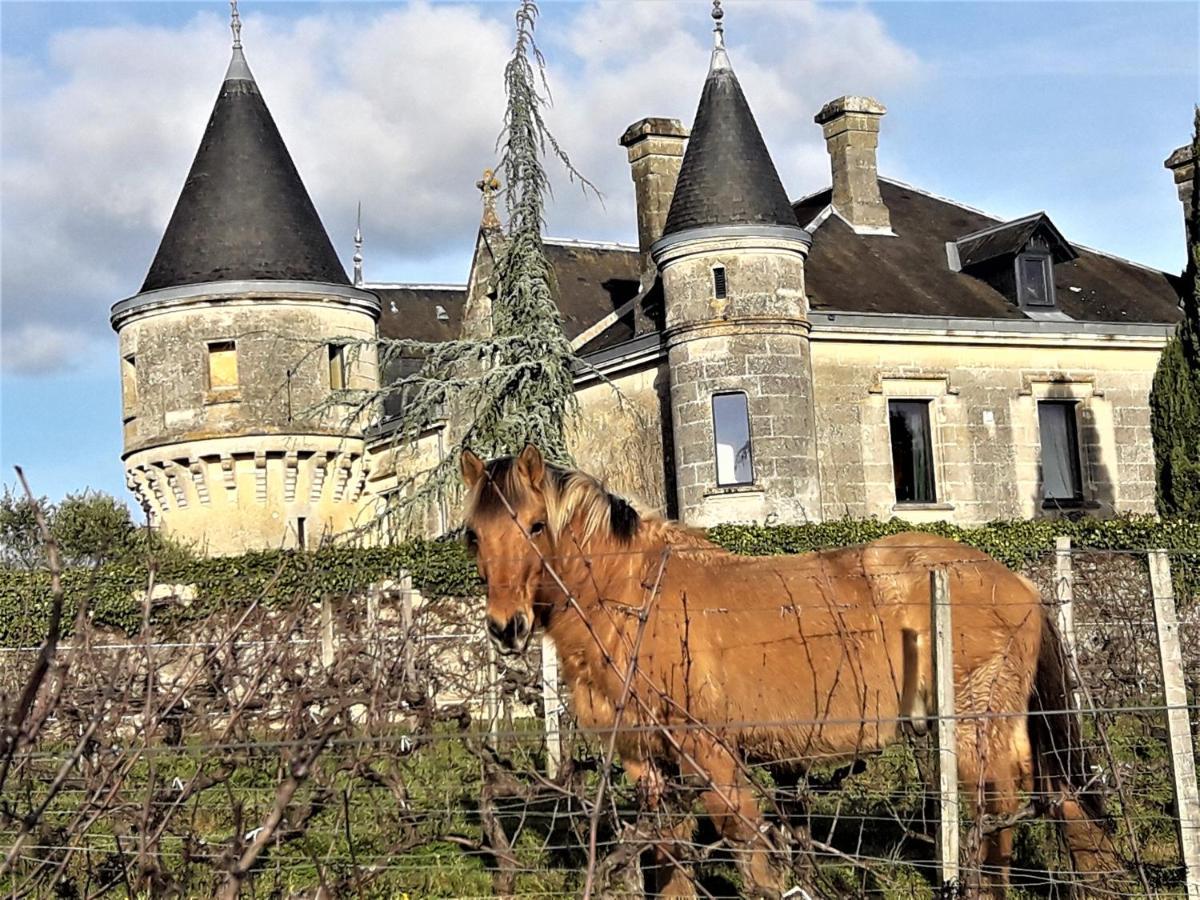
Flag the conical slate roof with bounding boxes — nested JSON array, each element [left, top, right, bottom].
[[141, 47, 348, 293], [662, 46, 800, 237]]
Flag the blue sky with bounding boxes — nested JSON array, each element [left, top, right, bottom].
[[1, 0, 1196, 506]]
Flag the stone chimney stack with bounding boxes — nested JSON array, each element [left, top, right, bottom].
[[1164, 143, 1196, 236], [814, 96, 891, 233], [620, 117, 690, 269]]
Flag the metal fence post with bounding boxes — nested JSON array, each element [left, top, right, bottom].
[[930, 567, 960, 890], [1148, 550, 1200, 900], [541, 634, 563, 779]]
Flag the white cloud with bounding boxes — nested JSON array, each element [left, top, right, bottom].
[[0, 1, 921, 375], [0, 323, 97, 375]]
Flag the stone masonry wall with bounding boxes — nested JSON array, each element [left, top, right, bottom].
[[810, 333, 1164, 523]]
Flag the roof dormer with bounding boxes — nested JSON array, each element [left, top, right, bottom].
[[947, 213, 1077, 312]]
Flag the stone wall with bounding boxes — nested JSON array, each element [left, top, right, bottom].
[[809, 327, 1165, 523], [569, 364, 672, 515], [116, 288, 379, 554]]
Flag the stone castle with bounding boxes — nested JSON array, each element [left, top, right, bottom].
[[112, 6, 1193, 554]]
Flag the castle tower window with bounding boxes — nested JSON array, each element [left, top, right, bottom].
[[207, 340, 238, 390], [888, 399, 936, 503], [328, 344, 347, 391], [295, 516, 307, 549], [712, 392, 754, 486], [1017, 253, 1054, 308], [712, 265, 728, 300], [121, 355, 138, 410], [1038, 400, 1084, 505]]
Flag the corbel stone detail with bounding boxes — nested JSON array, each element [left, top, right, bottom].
[[254, 452, 268, 503], [310, 454, 330, 502], [189, 461, 210, 505], [284, 451, 299, 502], [220, 454, 237, 499]]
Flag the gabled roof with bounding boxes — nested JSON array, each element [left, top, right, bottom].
[[141, 46, 348, 293], [793, 180, 1181, 324], [953, 212, 1077, 269], [661, 46, 800, 237]]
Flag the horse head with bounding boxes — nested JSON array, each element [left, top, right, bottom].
[[461, 444, 553, 655]]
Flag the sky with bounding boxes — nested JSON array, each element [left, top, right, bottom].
[[1, 0, 1196, 506]]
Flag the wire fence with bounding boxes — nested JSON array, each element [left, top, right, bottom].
[[2, 532, 1198, 898]]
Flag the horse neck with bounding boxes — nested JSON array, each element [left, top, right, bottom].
[[540, 519, 667, 629]]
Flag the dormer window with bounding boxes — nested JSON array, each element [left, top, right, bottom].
[[950, 213, 1076, 313], [1017, 253, 1053, 308]]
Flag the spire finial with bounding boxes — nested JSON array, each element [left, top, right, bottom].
[[476, 168, 502, 231], [230, 0, 242, 50], [711, 0, 725, 49], [352, 202, 364, 288]]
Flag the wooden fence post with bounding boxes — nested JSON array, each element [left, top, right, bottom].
[[1148, 550, 1200, 900], [930, 568, 960, 890], [398, 573, 416, 689], [1054, 535, 1081, 710], [320, 595, 335, 669], [541, 634, 563, 779]]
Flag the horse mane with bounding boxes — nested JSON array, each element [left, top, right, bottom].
[[466, 455, 713, 550]]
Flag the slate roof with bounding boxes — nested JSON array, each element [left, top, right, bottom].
[[141, 48, 348, 293], [661, 48, 800, 237], [792, 180, 1182, 324], [374, 240, 641, 346]]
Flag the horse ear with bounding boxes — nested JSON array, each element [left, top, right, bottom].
[[460, 449, 485, 488], [517, 444, 545, 486]]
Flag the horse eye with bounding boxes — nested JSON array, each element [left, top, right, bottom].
[[529, 522, 546, 536], [464, 528, 478, 548]]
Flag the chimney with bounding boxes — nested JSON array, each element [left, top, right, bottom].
[[1164, 142, 1196, 237], [814, 96, 891, 233], [620, 117, 689, 269]]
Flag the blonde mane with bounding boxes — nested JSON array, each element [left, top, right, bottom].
[[465, 456, 712, 550]]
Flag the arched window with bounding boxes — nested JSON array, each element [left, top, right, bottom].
[[712, 392, 754, 486]]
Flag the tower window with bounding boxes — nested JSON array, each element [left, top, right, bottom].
[[121, 355, 138, 408], [1016, 254, 1054, 308], [207, 340, 238, 390], [295, 516, 307, 549], [712, 265, 728, 300], [328, 344, 347, 391], [1038, 400, 1084, 505], [888, 400, 936, 504], [712, 392, 753, 486]]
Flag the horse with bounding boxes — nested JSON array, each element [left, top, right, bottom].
[[460, 445, 1116, 898]]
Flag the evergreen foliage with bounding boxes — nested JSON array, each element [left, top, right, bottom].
[[332, 0, 591, 534], [1150, 106, 1200, 517]]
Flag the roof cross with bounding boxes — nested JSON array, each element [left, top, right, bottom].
[[477, 168, 502, 230]]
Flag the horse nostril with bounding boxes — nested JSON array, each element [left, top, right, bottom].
[[512, 612, 530, 642], [486, 617, 506, 642]]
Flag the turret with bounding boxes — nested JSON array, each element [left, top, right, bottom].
[[650, 1, 820, 525], [110, 3, 380, 553]]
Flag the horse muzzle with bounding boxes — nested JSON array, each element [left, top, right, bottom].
[[486, 611, 531, 655]]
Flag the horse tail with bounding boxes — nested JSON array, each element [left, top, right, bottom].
[[1028, 611, 1121, 878]]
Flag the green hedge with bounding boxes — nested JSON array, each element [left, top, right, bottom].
[[2, 516, 1197, 647]]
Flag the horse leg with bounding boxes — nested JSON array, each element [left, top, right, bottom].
[[624, 758, 696, 898], [685, 738, 784, 900], [973, 719, 1033, 899]]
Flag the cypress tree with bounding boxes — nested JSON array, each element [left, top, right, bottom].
[[1150, 106, 1200, 517], [329, 0, 593, 533]]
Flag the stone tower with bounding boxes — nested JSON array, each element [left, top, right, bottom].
[[650, 5, 820, 526], [111, 15, 380, 554]]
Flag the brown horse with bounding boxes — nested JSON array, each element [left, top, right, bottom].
[[461, 446, 1115, 898]]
